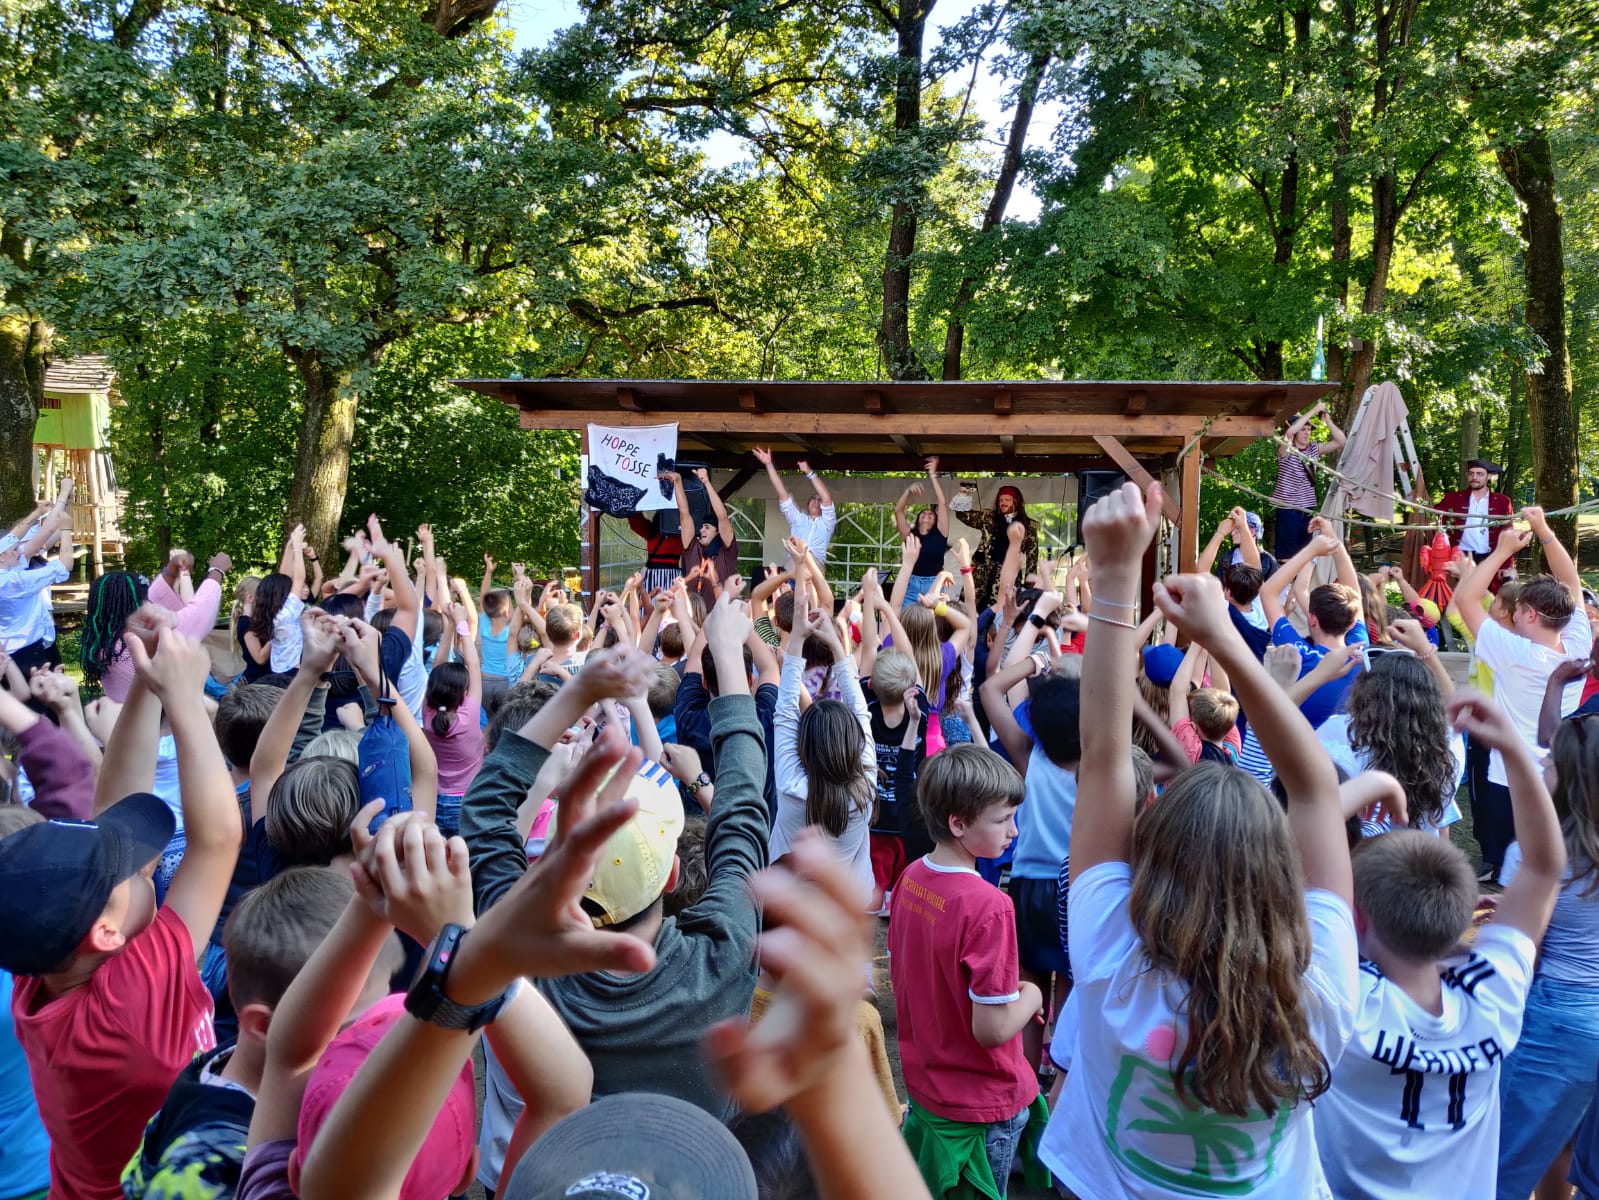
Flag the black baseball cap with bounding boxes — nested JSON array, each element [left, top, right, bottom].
[[1465, 459, 1502, 474], [503, 1093, 758, 1200], [0, 793, 174, 976]]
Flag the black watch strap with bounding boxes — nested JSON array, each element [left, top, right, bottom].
[[1029, 612, 1048, 629], [404, 925, 514, 1033]]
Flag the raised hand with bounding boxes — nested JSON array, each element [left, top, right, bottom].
[[572, 644, 659, 706], [901, 534, 921, 564], [207, 552, 232, 575], [1081, 481, 1164, 572], [28, 666, 79, 714], [924, 456, 940, 477], [511, 561, 526, 580], [704, 589, 754, 647], [1387, 617, 1432, 656], [705, 830, 873, 1112], [1446, 688, 1522, 753], [483, 552, 496, 571], [783, 535, 809, 563], [1309, 532, 1341, 557], [796, 460, 811, 477], [366, 514, 393, 558], [904, 483, 925, 500], [1549, 658, 1591, 687], [127, 626, 211, 702], [123, 603, 176, 661], [416, 524, 434, 550], [658, 742, 705, 786], [752, 447, 773, 467], [474, 725, 657, 979], [337, 619, 385, 687], [1151, 573, 1236, 648], [347, 808, 474, 944], [300, 610, 343, 675], [955, 537, 972, 569], [1499, 527, 1533, 556], [692, 467, 710, 485]]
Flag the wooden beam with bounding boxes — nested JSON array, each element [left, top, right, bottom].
[[738, 388, 762, 413], [993, 389, 1012, 415], [889, 433, 917, 456], [516, 409, 1275, 439], [1179, 444, 1202, 573], [782, 431, 825, 456], [1000, 434, 1016, 457], [864, 389, 884, 415], [616, 387, 642, 413], [680, 451, 1172, 474], [579, 425, 601, 603], [1125, 390, 1147, 418], [1258, 387, 1289, 417], [1093, 434, 1180, 523]]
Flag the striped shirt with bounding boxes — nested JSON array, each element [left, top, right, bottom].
[[1272, 441, 1325, 508]]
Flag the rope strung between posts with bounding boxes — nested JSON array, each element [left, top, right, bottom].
[[1195, 434, 1599, 531]]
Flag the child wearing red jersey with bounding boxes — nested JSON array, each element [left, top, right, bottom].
[[888, 743, 1046, 1198]]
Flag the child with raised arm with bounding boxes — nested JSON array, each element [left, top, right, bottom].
[[1315, 688, 1565, 1199], [773, 598, 877, 900], [1, 627, 240, 1200], [423, 602, 484, 836], [1259, 520, 1370, 728], [461, 599, 771, 1190], [1041, 481, 1357, 1198]]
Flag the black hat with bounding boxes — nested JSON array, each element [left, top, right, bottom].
[[503, 1093, 758, 1200], [0, 793, 175, 976], [1465, 459, 1502, 474]]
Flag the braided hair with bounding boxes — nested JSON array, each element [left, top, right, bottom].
[[81, 570, 148, 683]]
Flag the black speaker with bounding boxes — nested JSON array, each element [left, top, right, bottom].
[[1075, 468, 1128, 547]]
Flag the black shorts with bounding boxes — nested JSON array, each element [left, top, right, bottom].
[[1009, 874, 1070, 978]]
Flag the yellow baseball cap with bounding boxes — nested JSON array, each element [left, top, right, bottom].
[[550, 758, 685, 927]]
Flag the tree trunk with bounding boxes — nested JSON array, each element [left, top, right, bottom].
[[285, 352, 358, 560], [941, 51, 1049, 380], [0, 315, 47, 524], [1499, 134, 1577, 560], [877, 3, 934, 381]]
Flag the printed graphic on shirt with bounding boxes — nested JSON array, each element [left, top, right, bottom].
[[1104, 1053, 1290, 1195]]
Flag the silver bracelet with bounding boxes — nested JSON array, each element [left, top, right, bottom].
[[1087, 610, 1139, 630]]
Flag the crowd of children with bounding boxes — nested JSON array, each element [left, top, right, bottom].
[[1, 461, 1597, 1200]]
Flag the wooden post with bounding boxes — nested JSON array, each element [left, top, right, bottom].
[[1179, 443, 1201, 573], [579, 426, 601, 604]]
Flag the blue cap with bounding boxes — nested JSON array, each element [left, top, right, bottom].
[[0, 793, 174, 976], [1141, 644, 1185, 687]]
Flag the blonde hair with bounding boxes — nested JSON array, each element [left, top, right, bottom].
[[544, 603, 583, 648], [1188, 688, 1240, 743], [1129, 762, 1331, 1116], [899, 604, 946, 709], [302, 728, 362, 763], [230, 575, 262, 629], [871, 650, 917, 704]]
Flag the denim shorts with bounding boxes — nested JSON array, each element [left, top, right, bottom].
[[1495, 972, 1599, 1200]]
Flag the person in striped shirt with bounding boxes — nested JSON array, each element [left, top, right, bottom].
[[1271, 400, 1346, 560]]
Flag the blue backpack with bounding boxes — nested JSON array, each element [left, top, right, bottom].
[[359, 679, 412, 833]]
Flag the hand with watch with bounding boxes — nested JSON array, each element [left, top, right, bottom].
[[660, 742, 714, 813]]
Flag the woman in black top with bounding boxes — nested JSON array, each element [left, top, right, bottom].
[[892, 457, 951, 606]]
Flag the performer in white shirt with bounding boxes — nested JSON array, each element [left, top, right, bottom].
[[753, 446, 837, 561]]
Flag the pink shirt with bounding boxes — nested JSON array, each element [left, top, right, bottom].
[[101, 578, 222, 703], [424, 694, 485, 795]]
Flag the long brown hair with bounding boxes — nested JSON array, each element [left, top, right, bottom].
[[795, 700, 874, 837], [1346, 654, 1457, 829], [1552, 714, 1599, 897], [1129, 762, 1332, 1117]]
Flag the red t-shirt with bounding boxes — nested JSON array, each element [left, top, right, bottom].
[[1582, 674, 1599, 708], [13, 906, 216, 1200], [886, 856, 1037, 1122]]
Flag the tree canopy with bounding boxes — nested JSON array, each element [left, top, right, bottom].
[[2, 0, 1593, 568]]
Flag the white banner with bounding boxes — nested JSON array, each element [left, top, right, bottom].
[[584, 423, 679, 516]]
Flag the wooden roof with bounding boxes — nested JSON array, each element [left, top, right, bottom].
[[459, 377, 1334, 473], [43, 355, 117, 396]]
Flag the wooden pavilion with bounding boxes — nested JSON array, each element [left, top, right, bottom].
[[456, 378, 1335, 597]]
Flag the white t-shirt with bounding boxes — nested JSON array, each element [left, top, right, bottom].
[[1316, 924, 1536, 1199], [1474, 609, 1591, 785], [1315, 713, 1464, 834], [269, 593, 306, 673], [1042, 862, 1358, 1198], [779, 496, 837, 560], [1459, 492, 1492, 555]]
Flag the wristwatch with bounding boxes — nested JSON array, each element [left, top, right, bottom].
[[1028, 613, 1048, 629], [685, 771, 713, 796], [404, 924, 515, 1032]]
